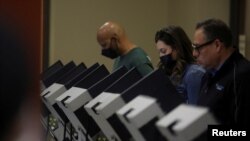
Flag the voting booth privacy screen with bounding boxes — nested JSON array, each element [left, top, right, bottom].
[[41, 61, 217, 141]]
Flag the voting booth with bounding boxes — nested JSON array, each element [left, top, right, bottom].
[[86, 69, 184, 141], [40, 60, 64, 92], [116, 95, 165, 141], [84, 67, 145, 141], [156, 104, 218, 141], [41, 61, 78, 140], [55, 64, 113, 140], [42, 62, 88, 140], [41, 61, 217, 141], [56, 66, 128, 140]]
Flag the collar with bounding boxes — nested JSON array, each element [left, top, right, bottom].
[[211, 50, 242, 78]]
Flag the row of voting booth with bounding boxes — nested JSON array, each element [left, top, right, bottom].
[[40, 61, 217, 141]]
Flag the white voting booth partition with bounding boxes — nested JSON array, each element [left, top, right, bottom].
[[51, 64, 109, 141], [55, 66, 128, 141], [85, 69, 184, 141], [156, 104, 218, 141], [56, 87, 92, 141], [55, 66, 130, 141], [85, 68, 143, 141], [85, 92, 125, 141], [85, 68, 218, 141], [116, 95, 165, 141], [41, 62, 102, 141], [42, 62, 88, 123], [41, 62, 218, 141], [41, 61, 78, 141]]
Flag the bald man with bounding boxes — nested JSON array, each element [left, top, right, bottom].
[[97, 21, 154, 76]]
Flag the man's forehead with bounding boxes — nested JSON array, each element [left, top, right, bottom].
[[194, 29, 206, 42], [97, 30, 110, 42]]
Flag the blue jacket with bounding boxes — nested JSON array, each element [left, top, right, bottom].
[[176, 64, 205, 105]]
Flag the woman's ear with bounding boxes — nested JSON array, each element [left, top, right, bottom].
[[169, 48, 176, 60]]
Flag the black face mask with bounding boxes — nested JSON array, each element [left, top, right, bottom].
[[160, 54, 176, 69], [101, 38, 119, 59], [101, 48, 118, 59]]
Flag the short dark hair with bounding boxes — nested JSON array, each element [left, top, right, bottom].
[[196, 18, 233, 48]]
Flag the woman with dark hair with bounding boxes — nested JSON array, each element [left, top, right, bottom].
[[155, 25, 205, 104]]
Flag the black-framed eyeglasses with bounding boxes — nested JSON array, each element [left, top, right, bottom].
[[192, 39, 215, 53]]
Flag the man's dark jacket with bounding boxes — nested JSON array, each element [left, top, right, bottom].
[[198, 50, 250, 127]]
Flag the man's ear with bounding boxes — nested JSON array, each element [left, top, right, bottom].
[[112, 33, 120, 40], [215, 39, 223, 52]]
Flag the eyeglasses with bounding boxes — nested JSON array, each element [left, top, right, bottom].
[[192, 39, 215, 54]]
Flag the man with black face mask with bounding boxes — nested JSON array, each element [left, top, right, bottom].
[[101, 37, 120, 59], [97, 21, 154, 76]]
